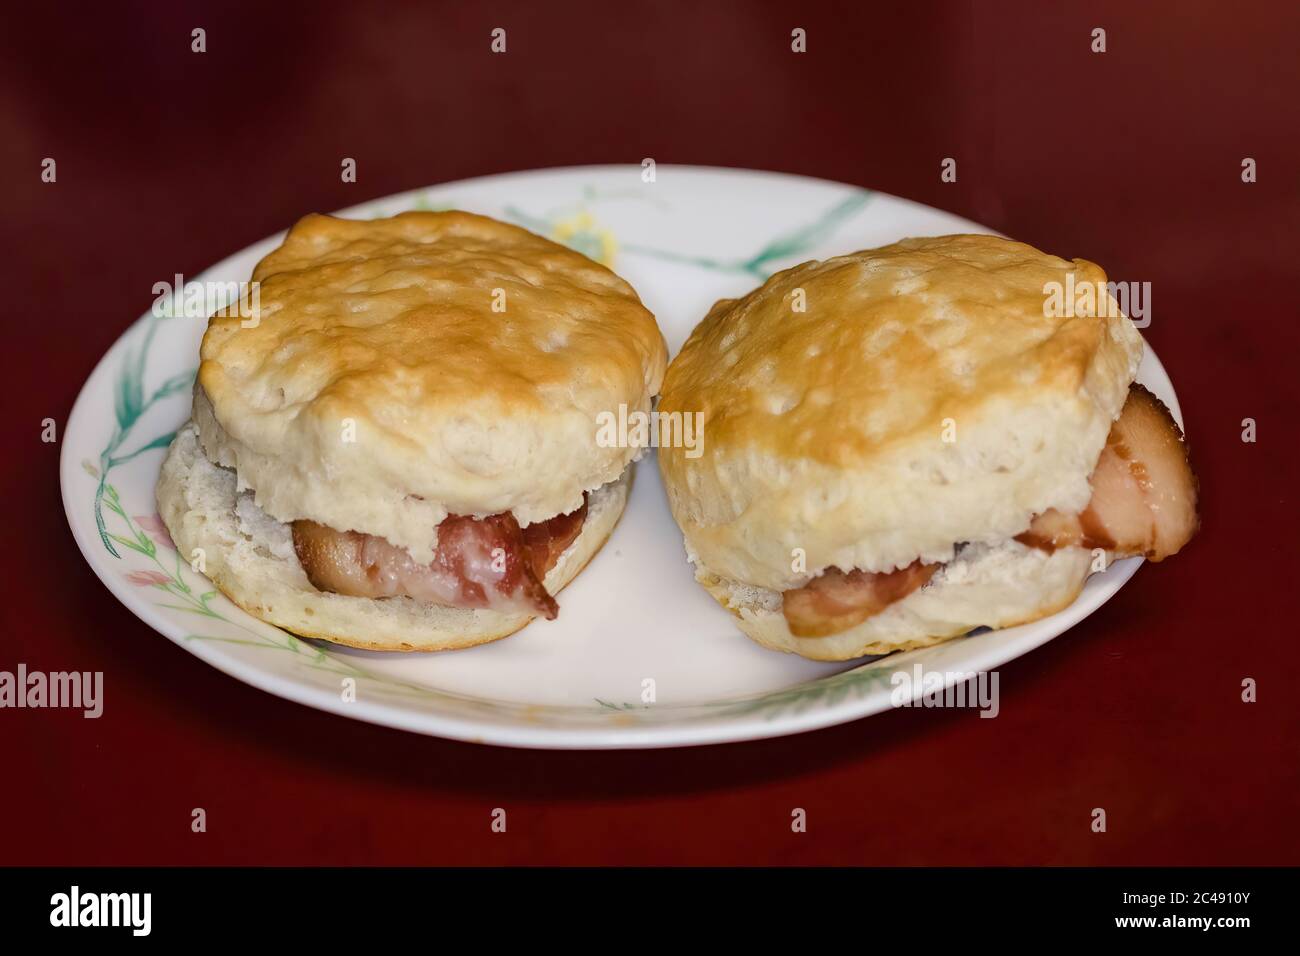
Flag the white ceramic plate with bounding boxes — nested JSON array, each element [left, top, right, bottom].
[[61, 165, 1180, 749]]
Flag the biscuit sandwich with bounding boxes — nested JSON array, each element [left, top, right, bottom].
[[158, 211, 667, 651], [657, 235, 1198, 660]]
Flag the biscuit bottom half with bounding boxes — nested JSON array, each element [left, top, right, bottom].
[[690, 541, 1098, 661], [156, 424, 629, 651]]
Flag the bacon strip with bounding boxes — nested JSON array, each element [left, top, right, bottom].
[[782, 560, 938, 638], [520, 505, 588, 580], [292, 497, 588, 619], [1017, 383, 1199, 561]]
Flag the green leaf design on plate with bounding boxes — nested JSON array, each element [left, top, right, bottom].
[[621, 191, 872, 278], [93, 310, 196, 557]]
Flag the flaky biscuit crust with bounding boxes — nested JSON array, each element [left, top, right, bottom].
[[197, 211, 666, 562], [659, 235, 1142, 592]]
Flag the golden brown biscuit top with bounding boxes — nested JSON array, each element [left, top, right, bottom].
[[661, 234, 1116, 466], [203, 211, 661, 424]]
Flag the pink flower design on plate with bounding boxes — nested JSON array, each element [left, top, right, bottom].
[[125, 570, 172, 587], [134, 514, 175, 550]]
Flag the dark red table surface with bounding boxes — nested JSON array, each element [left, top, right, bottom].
[[3, 1, 1297, 866]]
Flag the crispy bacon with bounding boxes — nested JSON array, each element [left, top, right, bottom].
[[782, 560, 938, 638], [520, 504, 588, 580], [1017, 383, 1199, 560], [292, 497, 588, 619]]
